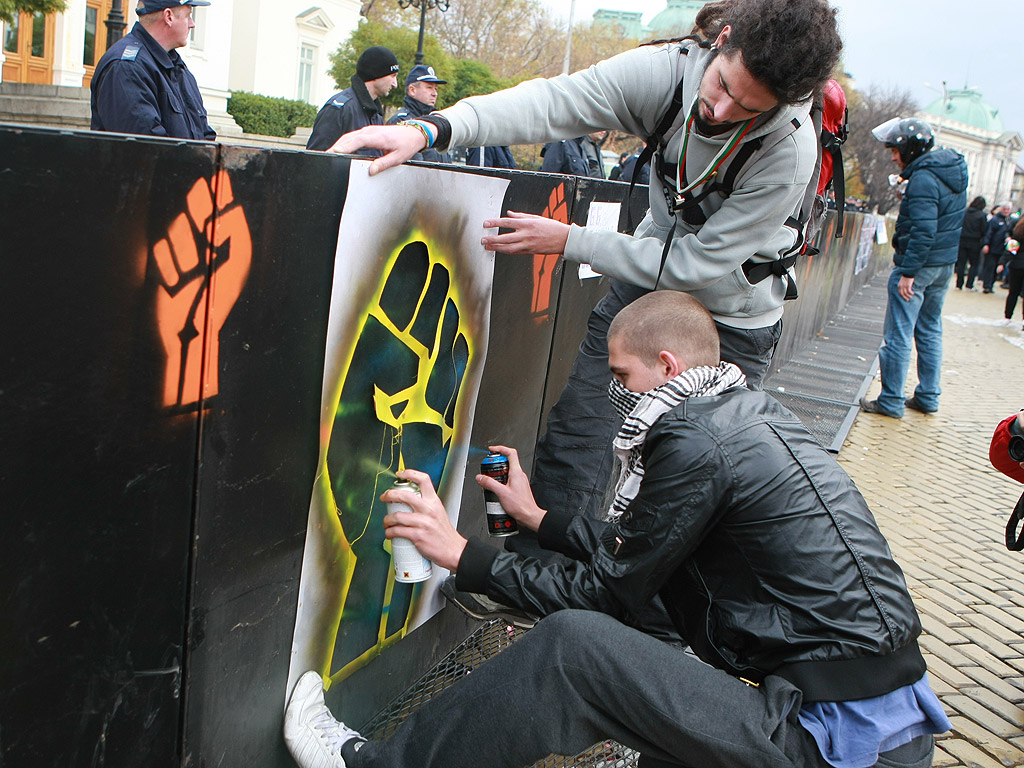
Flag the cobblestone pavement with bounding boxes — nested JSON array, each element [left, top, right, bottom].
[[839, 281, 1024, 767]]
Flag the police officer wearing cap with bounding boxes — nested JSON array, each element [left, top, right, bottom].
[[90, 0, 216, 140], [385, 64, 452, 164], [306, 46, 399, 154]]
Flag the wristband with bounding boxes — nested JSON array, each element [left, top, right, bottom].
[[400, 119, 436, 148]]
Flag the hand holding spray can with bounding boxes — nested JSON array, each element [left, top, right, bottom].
[[387, 479, 433, 583], [481, 451, 518, 537]]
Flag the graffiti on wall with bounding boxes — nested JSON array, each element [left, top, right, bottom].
[[151, 170, 252, 411], [287, 162, 510, 692]]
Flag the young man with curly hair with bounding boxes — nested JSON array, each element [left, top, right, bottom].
[[330, 0, 844, 529]]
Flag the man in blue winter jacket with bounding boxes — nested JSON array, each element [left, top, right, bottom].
[[860, 117, 968, 418]]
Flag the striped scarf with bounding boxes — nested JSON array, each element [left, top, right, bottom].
[[606, 363, 746, 521]]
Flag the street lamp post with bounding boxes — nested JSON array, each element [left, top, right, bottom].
[[104, 0, 127, 49], [397, 0, 450, 65]]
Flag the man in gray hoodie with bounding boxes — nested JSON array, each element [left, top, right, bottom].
[[331, 0, 843, 522]]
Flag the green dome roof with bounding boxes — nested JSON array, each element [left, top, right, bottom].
[[647, 0, 709, 38], [923, 88, 1004, 133]]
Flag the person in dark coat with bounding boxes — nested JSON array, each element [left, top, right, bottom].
[[306, 46, 399, 153], [90, 0, 215, 140], [464, 145, 516, 169], [860, 117, 967, 418], [385, 64, 452, 164], [980, 202, 1012, 293], [955, 196, 987, 290], [540, 131, 607, 178], [608, 151, 630, 180], [1003, 218, 1024, 326]]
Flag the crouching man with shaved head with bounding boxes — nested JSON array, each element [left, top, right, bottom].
[[285, 292, 949, 768]]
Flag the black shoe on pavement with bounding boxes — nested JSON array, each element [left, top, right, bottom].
[[859, 396, 901, 418], [904, 396, 936, 414], [439, 576, 538, 629]]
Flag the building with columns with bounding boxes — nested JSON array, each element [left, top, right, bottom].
[[1, 0, 362, 131]]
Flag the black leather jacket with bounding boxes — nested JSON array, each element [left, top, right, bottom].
[[457, 388, 924, 702]]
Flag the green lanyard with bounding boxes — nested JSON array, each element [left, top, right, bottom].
[[674, 96, 755, 210]]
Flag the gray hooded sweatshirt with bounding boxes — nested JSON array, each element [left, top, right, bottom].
[[438, 42, 818, 329]]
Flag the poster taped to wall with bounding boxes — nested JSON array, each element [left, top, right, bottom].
[[287, 161, 510, 696]]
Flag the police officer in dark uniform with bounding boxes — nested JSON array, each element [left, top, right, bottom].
[[306, 46, 399, 154], [90, 0, 216, 140], [385, 64, 452, 164]]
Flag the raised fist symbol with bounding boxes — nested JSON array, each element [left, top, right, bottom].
[[532, 183, 569, 320], [323, 235, 470, 679], [152, 171, 251, 409]]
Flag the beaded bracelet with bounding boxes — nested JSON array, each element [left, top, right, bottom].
[[400, 119, 437, 148]]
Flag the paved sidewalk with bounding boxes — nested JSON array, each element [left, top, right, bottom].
[[839, 280, 1024, 767]]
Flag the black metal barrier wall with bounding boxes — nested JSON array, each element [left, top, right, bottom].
[[0, 125, 893, 768]]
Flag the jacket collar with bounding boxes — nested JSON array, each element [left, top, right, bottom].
[[401, 95, 435, 118], [130, 21, 181, 71], [350, 76, 384, 117]]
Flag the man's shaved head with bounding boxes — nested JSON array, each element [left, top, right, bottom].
[[608, 292, 720, 369]]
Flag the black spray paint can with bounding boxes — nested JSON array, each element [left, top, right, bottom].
[[481, 452, 517, 537], [387, 479, 432, 583]]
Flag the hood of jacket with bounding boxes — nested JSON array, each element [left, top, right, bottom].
[[903, 147, 968, 195]]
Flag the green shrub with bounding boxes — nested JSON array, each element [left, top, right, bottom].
[[227, 91, 318, 138]]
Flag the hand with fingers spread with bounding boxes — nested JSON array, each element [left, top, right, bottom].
[[329, 125, 426, 175], [475, 446, 547, 531], [381, 469, 468, 571], [481, 211, 571, 256]]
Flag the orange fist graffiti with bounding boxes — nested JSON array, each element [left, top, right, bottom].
[[532, 183, 569, 319], [152, 171, 252, 410]]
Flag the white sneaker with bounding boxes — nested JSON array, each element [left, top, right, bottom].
[[284, 671, 364, 768]]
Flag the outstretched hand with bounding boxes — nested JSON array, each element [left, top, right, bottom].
[[476, 446, 547, 531], [329, 125, 427, 175], [481, 211, 571, 256], [381, 469, 467, 571]]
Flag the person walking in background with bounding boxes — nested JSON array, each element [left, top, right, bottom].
[[1003, 218, 1024, 328], [956, 196, 987, 290], [981, 202, 1012, 294], [464, 145, 517, 169], [608, 151, 630, 180], [306, 46, 399, 153], [860, 117, 967, 419]]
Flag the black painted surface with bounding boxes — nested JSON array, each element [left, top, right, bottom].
[[1, 126, 888, 768]]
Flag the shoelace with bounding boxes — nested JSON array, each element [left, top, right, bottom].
[[311, 707, 348, 755]]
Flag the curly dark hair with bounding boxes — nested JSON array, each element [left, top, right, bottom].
[[649, 0, 841, 104], [717, 0, 841, 103]]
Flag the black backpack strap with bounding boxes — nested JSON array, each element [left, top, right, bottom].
[[714, 136, 763, 198], [1006, 490, 1024, 551], [821, 128, 846, 237]]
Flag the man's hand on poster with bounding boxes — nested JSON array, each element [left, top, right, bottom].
[[476, 446, 547, 532], [329, 125, 426, 175], [897, 275, 915, 301], [482, 211, 570, 256]]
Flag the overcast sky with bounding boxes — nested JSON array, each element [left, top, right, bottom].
[[546, 0, 1024, 140]]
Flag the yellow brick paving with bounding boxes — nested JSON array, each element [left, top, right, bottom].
[[837, 282, 1024, 767]]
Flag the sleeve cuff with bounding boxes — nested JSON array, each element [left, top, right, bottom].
[[538, 509, 575, 550], [454, 537, 499, 594]]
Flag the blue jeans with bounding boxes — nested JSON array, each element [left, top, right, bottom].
[[876, 264, 955, 416]]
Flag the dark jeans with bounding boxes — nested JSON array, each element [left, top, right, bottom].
[[1006, 267, 1024, 320], [955, 242, 980, 289], [981, 251, 1003, 291], [528, 279, 782, 521], [353, 610, 935, 768]]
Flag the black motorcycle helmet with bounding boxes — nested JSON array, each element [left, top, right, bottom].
[[871, 117, 935, 165]]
